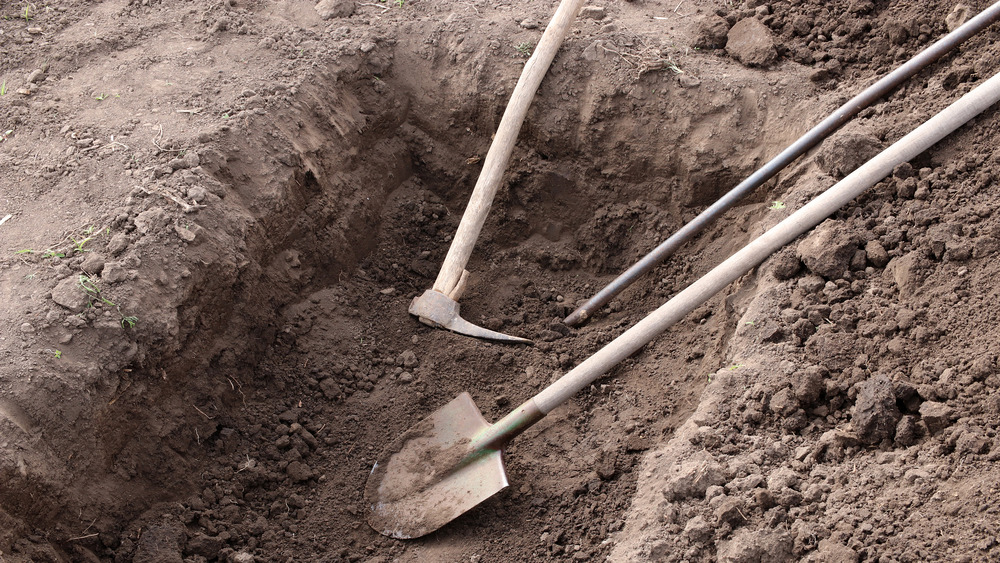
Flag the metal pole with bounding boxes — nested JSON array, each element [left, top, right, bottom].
[[564, 0, 1000, 326]]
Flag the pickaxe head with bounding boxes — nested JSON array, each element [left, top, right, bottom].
[[408, 289, 532, 345]]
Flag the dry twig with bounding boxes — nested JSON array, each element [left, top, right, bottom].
[[137, 185, 206, 213]]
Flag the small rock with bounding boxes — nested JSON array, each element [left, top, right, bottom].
[[796, 221, 859, 280], [852, 375, 900, 444], [315, 0, 355, 19], [101, 262, 129, 284], [726, 18, 777, 67], [955, 427, 989, 455], [26, 69, 45, 84], [398, 371, 413, 383], [52, 277, 89, 313], [682, 515, 712, 543], [808, 539, 859, 563], [717, 528, 793, 562], [945, 3, 971, 31], [580, 6, 606, 20], [286, 461, 315, 482], [188, 186, 209, 202], [677, 74, 701, 88], [816, 131, 882, 178], [231, 552, 256, 563], [714, 497, 746, 526], [397, 349, 418, 368], [768, 388, 799, 416], [663, 451, 726, 501], [168, 152, 200, 171], [625, 435, 650, 452], [893, 162, 915, 179], [865, 240, 889, 268], [174, 224, 197, 242], [766, 467, 800, 491], [809, 67, 830, 82], [187, 534, 225, 559], [770, 248, 802, 280], [919, 401, 955, 435], [595, 448, 617, 480], [20, 322, 34, 333], [693, 15, 730, 49], [319, 378, 341, 399], [792, 366, 825, 405], [107, 233, 129, 256], [80, 253, 106, 274], [360, 42, 376, 53], [519, 19, 540, 30], [134, 207, 169, 235]]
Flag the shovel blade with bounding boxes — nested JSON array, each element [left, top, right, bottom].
[[364, 392, 508, 539]]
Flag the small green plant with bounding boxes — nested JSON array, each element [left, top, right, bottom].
[[0, 81, 7, 96], [54, 350, 62, 359], [663, 60, 683, 75], [79, 274, 116, 307], [17, 248, 66, 258], [394, 0, 404, 6], [768, 201, 786, 210], [121, 315, 138, 329], [23, 4, 33, 22], [70, 235, 94, 253], [516, 42, 534, 57], [221, 113, 230, 119], [94, 93, 107, 101], [727, 363, 744, 371]]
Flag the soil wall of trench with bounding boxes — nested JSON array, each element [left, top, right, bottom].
[[1, 0, 999, 561]]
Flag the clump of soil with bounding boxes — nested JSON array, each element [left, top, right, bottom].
[[1, 0, 999, 562]]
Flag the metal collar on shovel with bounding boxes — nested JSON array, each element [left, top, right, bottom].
[[409, 0, 586, 344], [563, 0, 1000, 326], [367, 70, 1000, 538]]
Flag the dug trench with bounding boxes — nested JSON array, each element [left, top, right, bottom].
[[2, 1, 1000, 561], [0, 32, 808, 561]]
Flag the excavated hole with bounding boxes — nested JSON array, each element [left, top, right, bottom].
[[8, 61, 768, 560], [164, 69, 755, 560]]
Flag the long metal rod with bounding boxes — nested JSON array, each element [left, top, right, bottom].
[[563, 0, 1000, 326], [545, 69, 1000, 411]]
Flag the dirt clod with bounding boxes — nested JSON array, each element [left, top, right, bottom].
[[726, 18, 777, 67]]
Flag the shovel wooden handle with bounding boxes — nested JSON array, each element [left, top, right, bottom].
[[531, 70, 1000, 415], [432, 0, 586, 299]]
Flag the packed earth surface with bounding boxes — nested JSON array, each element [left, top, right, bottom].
[[2, 0, 1000, 561]]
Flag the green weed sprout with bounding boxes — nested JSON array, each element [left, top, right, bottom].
[[769, 201, 786, 210]]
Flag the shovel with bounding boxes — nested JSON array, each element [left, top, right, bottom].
[[366, 69, 1000, 539], [409, 0, 586, 344]]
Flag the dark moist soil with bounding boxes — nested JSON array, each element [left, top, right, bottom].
[[1, 0, 1000, 562]]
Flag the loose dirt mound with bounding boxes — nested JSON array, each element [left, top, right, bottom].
[[1, 0, 998, 561]]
